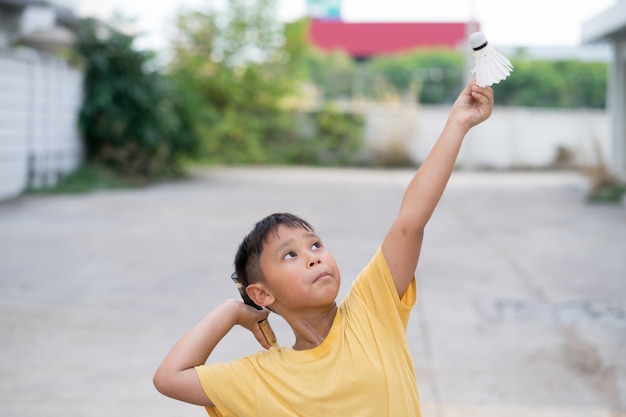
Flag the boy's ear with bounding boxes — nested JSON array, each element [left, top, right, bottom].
[[246, 284, 275, 307]]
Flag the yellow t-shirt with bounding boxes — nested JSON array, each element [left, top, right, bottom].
[[195, 247, 420, 417]]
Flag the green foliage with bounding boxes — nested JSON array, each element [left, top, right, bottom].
[[240, 106, 364, 166], [494, 58, 608, 108], [168, 1, 288, 164], [302, 43, 608, 108], [368, 49, 465, 103], [296, 107, 364, 165], [305, 49, 357, 100], [75, 18, 199, 180], [167, 1, 366, 165], [302, 48, 465, 103], [282, 18, 313, 82], [587, 182, 626, 204]]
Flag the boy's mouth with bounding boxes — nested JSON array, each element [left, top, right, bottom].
[[313, 272, 333, 283]]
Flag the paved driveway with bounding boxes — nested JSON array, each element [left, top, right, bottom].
[[1, 168, 624, 417]]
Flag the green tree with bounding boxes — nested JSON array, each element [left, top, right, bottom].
[[305, 48, 357, 100], [75, 18, 198, 179], [368, 49, 464, 103], [301, 44, 607, 109], [168, 0, 304, 164], [488, 59, 607, 108]]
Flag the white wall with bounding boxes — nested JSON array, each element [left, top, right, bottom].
[[0, 54, 30, 199], [609, 40, 626, 180], [0, 51, 83, 200], [362, 103, 610, 171]]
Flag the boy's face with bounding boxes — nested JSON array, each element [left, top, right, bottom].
[[258, 224, 340, 313]]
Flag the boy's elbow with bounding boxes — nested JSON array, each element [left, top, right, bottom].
[[397, 215, 426, 239], [153, 368, 168, 395], [153, 366, 177, 398], [153, 366, 213, 406]]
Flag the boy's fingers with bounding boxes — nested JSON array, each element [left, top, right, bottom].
[[471, 83, 489, 95], [253, 324, 271, 349], [471, 87, 494, 112]]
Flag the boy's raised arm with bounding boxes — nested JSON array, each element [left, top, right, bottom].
[[381, 83, 494, 298]]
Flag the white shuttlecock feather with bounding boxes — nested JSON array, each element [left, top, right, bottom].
[[469, 32, 513, 87]]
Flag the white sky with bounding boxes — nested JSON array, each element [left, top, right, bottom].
[[79, 0, 618, 51]]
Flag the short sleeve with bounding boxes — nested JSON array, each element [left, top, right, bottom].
[[347, 247, 417, 330], [195, 360, 257, 417]]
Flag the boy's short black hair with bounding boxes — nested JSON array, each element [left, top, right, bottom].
[[234, 213, 315, 288]]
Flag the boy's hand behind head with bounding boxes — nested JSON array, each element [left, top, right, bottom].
[[449, 82, 494, 131], [234, 299, 272, 349]]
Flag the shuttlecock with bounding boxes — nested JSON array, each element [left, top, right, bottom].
[[469, 32, 513, 87]]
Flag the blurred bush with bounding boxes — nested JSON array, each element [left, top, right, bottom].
[[364, 49, 465, 104], [304, 44, 608, 109], [167, 1, 364, 166], [494, 59, 607, 108], [75, 18, 200, 181]]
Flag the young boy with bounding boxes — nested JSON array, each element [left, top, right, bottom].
[[154, 82, 494, 416]]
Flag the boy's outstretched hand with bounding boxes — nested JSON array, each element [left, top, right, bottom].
[[449, 82, 494, 131]]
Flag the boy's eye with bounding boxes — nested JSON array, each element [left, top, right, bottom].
[[311, 242, 322, 250], [283, 251, 296, 260]]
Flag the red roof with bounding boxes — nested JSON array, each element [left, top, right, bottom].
[[308, 20, 473, 58]]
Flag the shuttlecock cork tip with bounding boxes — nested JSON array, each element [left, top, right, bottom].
[[469, 32, 488, 50]]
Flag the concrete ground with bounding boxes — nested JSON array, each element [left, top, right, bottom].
[[0, 167, 624, 417]]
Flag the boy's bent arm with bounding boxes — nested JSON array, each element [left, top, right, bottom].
[[382, 83, 494, 298], [153, 299, 270, 406]]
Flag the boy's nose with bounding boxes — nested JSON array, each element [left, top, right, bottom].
[[308, 258, 321, 268]]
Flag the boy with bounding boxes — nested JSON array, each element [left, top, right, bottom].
[[154, 82, 494, 416]]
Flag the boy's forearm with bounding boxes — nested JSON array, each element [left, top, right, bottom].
[[400, 83, 493, 229], [157, 299, 239, 375], [154, 299, 270, 405], [399, 118, 468, 228]]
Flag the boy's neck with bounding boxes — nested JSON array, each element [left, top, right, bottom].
[[290, 303, 338, 351]]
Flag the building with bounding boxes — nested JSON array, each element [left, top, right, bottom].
[[308, 20, 473, 60], [0, 0, 83, 200], [0, 0, 77, 51], [583, 0, 626, 181]]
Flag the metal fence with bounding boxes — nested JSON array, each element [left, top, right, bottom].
[[0, 49, 83, 200]]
